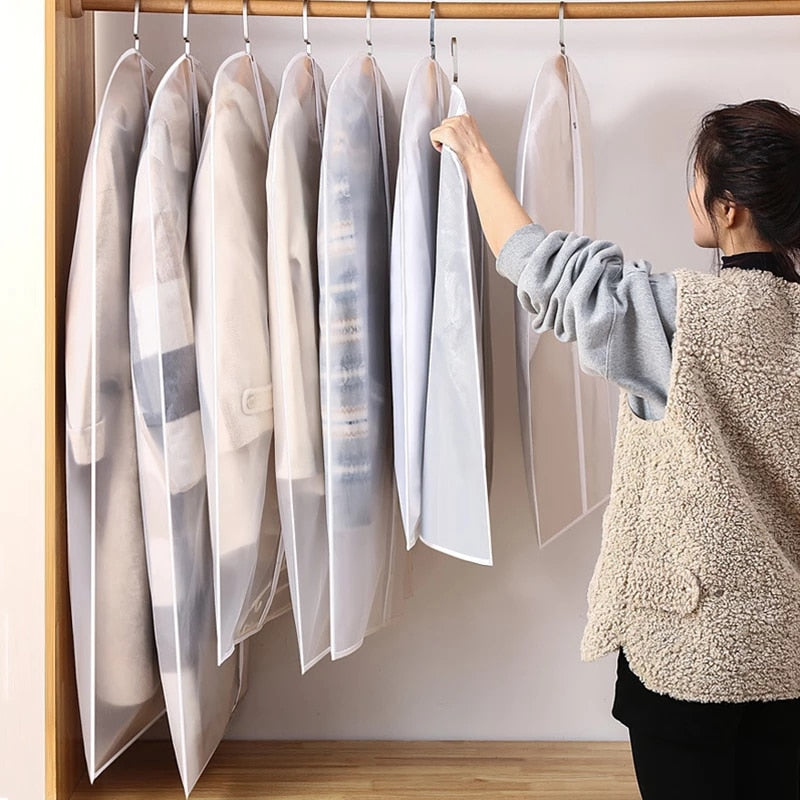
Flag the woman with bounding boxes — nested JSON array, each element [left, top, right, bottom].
[[430, 99, 800, 799]]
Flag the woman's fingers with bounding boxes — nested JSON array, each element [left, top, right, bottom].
[[429, 113, 485, 161], [429, 127, 445, 151], [429, 126, 449, 152], [429, 118, 460, 149]]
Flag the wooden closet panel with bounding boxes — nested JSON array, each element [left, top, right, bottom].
[[45, 2, 95, 798]]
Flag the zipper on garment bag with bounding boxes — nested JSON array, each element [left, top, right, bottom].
[[189, 57, 203, 160], [371, 53, 399, 622], [250, 54, 271, 149], [371, 56, 393, 226], [311, 57, 325, 145], [565, 52, 590, 514]]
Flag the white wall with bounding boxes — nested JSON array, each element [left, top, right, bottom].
[[0, 5, 46, 800], [94, 5, 800, 742]]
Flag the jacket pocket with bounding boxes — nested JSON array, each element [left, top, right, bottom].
[[627, 556, 700, 616], [214, 384, 274, 453]]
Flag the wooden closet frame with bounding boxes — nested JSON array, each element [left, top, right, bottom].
[[46, 2, 95, 797]]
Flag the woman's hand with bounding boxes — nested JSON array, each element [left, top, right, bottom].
[[429, 112, 493, 177], [429, 113, 533, 257]]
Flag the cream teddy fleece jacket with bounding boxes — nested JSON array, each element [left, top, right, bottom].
[[584, 266, 800, 701], [498, 225, 800, 702]]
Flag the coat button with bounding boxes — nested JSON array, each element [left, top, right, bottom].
[[712, 588, 725, 598]]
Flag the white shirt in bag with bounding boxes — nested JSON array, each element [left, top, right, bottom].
[[421, 83, 493, 565], [390, 56, 450, 550]]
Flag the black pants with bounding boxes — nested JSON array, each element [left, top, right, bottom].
[[613, 650, 800, 800]]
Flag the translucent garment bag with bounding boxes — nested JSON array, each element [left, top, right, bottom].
[[318, 53, 406, 659], [190, 51, 283, 666], [266, 52, 331, 673], [514, 54, 617, 548], [421, 84, 493, 565], [390, 57, 450, 550], [128, 53, 244, 794], [65, 48, 165, 781]]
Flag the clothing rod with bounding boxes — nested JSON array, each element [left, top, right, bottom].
[[70, 0, 800, 20]]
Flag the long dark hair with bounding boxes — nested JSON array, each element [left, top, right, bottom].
[[689, 99, 800, 283]]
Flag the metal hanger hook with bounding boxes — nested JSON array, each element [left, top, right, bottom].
[[242, 0, 252, 55], [429, 1, 436, 60], [366, 0, 373, 56], [133, 0, 141, 51], [558, 1, 566, 55], [303, 0, 312, 55], [450, 35, 458, 84], [183, 0, 191, 56]]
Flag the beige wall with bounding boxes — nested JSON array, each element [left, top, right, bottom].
[[0, 5, 46, 800], [94, 6, 800, 743]]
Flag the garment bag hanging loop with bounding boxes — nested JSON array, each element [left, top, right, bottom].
[[366, 0, 373, 55], [450, 35, 458, 83], [242, 0, 252, 55], [303, 0, 312, 53], [559, 1, 566, 53], [133, 0, 141, 50], [183, 0, 191, 55], [429, 2, 436, 59]]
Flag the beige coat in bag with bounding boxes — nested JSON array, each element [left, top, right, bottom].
[[267, 52, 332, 673], [191, 51, 286, 667], [129, 53, 245, 794], [65, 47, 164, 781]]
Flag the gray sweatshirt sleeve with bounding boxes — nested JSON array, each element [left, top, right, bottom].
[[495, 223, 677, 421]]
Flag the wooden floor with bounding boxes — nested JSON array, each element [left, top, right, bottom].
[[71, 741, 641, 799]]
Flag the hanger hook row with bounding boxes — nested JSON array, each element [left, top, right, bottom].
[[429, 1, 436, 61], [303, 0, 312, 55], [133, 0, 141, 51], [366, 0, 373, 56], [559, 0, 566, 54], [183, 0, 191, 56], [243, 0, 251, 55], [450, 35, 458, 84]]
